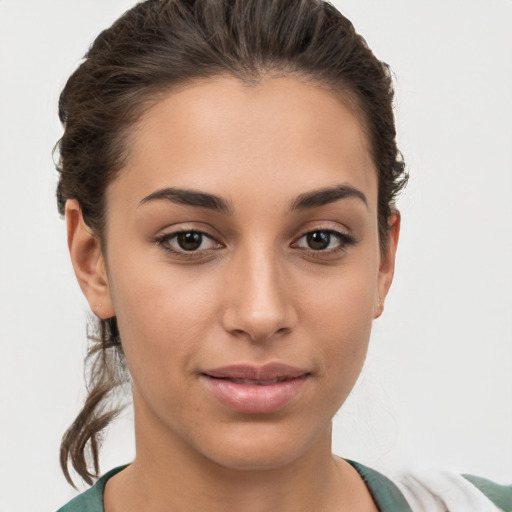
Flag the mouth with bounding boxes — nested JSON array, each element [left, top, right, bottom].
[[200, 363, 310, 413], [207, 376, 296, 385]]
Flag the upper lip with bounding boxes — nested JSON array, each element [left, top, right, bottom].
[[202, 363, 310, 381]]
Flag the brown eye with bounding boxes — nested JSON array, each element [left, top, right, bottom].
[[292, 228, 356, 254], [156, 230, 220, 255], [176, 232, 203, 251], [306, 231, 331, 250]]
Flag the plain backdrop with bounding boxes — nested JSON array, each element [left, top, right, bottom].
[[0, 1, 511, 510]]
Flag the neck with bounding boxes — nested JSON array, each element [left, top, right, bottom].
[[104, 397, 375, 512]]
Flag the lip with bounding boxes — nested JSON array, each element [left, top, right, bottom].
[[201, 363, 310, 413]]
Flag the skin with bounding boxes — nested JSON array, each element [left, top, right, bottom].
[[67, 76, 399, 512]]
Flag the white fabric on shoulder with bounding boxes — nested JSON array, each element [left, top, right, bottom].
[[389, 466, 502, 512]]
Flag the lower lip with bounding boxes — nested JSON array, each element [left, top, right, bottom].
[[201, 375, 309, 413]]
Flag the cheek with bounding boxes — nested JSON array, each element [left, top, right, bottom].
[[106, 254, 222, 382], [107, 233, 379, 406], [297, 259, 378, 384]]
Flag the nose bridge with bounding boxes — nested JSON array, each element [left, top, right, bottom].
[[222, 239, 295, 342]]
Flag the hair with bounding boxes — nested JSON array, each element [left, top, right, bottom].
[[55, 0, 407, 487]]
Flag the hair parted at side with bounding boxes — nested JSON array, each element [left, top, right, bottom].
[[55, 0, 407, 487]]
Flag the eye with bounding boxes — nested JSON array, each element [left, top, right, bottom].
[[156, 230, 221, 254], [292, 229, 355, 252], [304, 231, 333, 250]]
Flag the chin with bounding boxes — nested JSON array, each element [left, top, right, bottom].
[[194, 419, 331, 472], [207, 445, 305, 472]]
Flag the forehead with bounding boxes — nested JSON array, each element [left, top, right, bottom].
[[113, 76, 377, 211]]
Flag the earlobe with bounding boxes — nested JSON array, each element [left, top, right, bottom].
[[374, 210, 401, 319], [66, 200, 115, 319]]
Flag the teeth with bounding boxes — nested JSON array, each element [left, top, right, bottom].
[[207, 374, 299, 384], [230, 378, 283, 385]]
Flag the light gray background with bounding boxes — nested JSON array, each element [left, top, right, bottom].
[[0, 1, 511, 510]]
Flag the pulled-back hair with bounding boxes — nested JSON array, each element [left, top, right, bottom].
[[56, 0, 407, 487]]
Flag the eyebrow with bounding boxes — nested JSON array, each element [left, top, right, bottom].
[[139, 182, 367, 214], [290, 183, 368, 211], [139, 187, 232, 214]]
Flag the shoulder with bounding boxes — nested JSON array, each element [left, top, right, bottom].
[[56, 466, 127, 512], [389, 466, 512, 512], [463, 474, 512, 512], [347, 460, 414, 511]]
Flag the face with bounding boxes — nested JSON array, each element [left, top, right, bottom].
[[68, 76, 398, 471]]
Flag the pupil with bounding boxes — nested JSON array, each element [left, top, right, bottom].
[[177, 232, 202, 251], [307, 231, 330, 250]]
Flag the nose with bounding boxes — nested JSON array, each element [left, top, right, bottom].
[[221, 246, 297, 343]]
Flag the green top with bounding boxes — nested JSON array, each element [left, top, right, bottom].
[[57, 462, 512, 512], [463, 473, 512, 512]]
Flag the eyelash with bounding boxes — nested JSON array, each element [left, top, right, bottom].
[[153, 230, 222, 259], [153, 228, 356, 259], [291, 229, 356, 258]]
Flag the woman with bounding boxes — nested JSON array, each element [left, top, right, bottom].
[[54, 0, 511, 511]]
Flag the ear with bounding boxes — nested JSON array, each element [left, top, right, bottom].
[[374, 210, 401, 319], [66, 200, 115, 319]]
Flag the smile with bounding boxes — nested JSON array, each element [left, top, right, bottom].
[[200, 363, 310, 414]]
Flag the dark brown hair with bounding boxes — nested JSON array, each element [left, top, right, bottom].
[[56, 0, 407, 487]]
